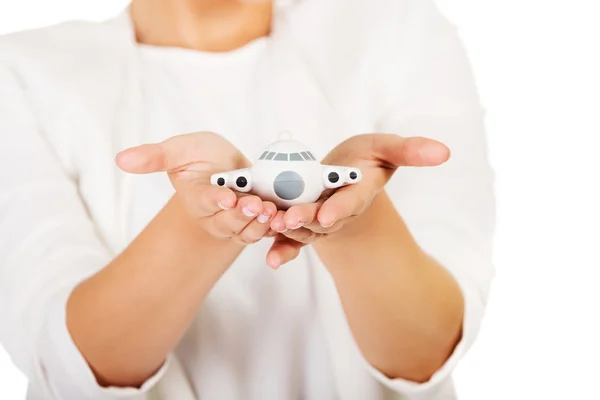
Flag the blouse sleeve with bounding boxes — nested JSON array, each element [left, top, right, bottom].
[[365, 1, 496, 397], [0, 65, 168, 399]]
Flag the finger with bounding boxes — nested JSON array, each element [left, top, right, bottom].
[[270, 211, 289, 234], [209, 195, 264, 238], [266, 228, 278, 238], [186, 184, 238, 218], [236, 201, 277, 244], [116, 132, 238, 174], [257, 201, 278, 225], [266, 235, 304, 270], [280, 227, 320, 244], [116, 143, 167, 174], [371, 134, 450, 168], [282, 201, 323, 231], [316, 185, 371, 229]]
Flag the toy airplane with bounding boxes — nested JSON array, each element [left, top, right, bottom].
[[210, 139, 362, 210]]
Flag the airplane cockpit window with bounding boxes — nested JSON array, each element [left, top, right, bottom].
[[261, 151, 315, 161]]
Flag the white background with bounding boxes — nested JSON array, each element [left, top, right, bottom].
[[1, 0, 599, 399]]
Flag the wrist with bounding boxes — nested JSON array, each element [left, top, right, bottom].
[[314, 191, 421, 273]]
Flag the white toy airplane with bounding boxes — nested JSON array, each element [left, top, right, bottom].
[[210, 139, 362, 209]]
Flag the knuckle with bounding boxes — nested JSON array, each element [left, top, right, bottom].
[[289, 229, 316, 244], [298, 229, 312, 240], [207, 228, 228, 239], [214, 229, 235, 239], [305, 232, 319, 243], [237, 233, 261, 245], [307, 224, 328, 234], [214, 222, 240, 238], [199, 218, 224, 237], [228, 227, 243, 237]]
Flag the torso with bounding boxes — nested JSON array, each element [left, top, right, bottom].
[[1, 3, 462, 398], [129, 36, 336, 399]]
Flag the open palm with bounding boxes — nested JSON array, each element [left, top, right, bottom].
[[116, 132, 284, 250]]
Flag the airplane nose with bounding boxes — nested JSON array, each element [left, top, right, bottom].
[[273, 171, 305, 200]]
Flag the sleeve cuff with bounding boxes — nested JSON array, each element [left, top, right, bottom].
[[36, 286, 170, 399], [364, 272, 484, 398]]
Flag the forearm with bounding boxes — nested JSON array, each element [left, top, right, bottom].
[[67, 194, 243, 387], [314, 192, 464, 382]]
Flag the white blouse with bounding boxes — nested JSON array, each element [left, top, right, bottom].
[[135, 36, 336, 400], [0, 1, 495, 399]]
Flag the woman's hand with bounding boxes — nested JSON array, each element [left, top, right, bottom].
[[68, 132, 286, 387], [266, 134, 450, 268], [116, 132, 278, 246]]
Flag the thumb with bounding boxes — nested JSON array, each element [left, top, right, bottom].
[[372, 134, 450, 167], [116, 143, 166, 174], [116, 132, 218, 174]]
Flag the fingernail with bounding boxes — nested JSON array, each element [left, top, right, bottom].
[[242, 207, 257, 217], [276, 226, 289, 233], [257, 214, 270, 224], [321, 220, 335, 228], [287, 220, 305, 230], [218, 201, 231, 210]]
